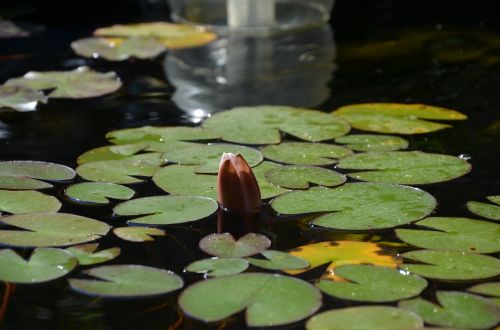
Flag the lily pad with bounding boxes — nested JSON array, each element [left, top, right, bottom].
[[261, 142, 353, 166], [264, 165, 346, 189], [202, 106, 350, 145], [0, 212, 111, 248], [66, 243, 121, 266], [332, 103, 467, 134], [199, 233, 271, 258], [69, 265, 183, 298], [71, 37, 165, 61], [247, 250, 309, 271], [178, 273, 321, 327], [467, 196, 500, 221], [77, 144, 150, 164], [335, 134, 409, 152], [0, 190, 61, 214], [113, 196, 218, 226], [286, 241, 400, 281], [4, 66, 122, 99], [398, 291, 500, 329], [396, 217, 500, 253], [163, 143, 263, 174], [337, 151, 471, 185], [65, 182, 135, 204], [106, 126, 220, 146], [401, 249, 500, 281], [306, 306, 423, 330], [113, 227, 165, 242], [0, 85, 47, 112], [94, 22, 216, 49], [0, 248, 77, 283], [0, 160, 76, 190], [317, 265, 427, 302], [185, 258, 249, 277], [271, 183, 436, 230], [468, 282, 500, 297]]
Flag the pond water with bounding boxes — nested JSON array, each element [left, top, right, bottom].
[[0, 1, 499, 329]]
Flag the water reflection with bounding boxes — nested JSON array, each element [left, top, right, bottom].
[[0, 120, 10, 139], [164, 25, 336, 117]]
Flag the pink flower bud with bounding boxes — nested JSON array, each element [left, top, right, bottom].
[[217, 153, 261, 214]]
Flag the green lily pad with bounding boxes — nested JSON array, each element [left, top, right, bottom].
[[396, 217, 500, 253], [179, 273, 321, 327], [401, 249, 500, 281], [185, 258, 249, 277], [335, 134, 409, 152], [247, 250, 309, 271], [306, 306, 423, 330], [113, 227, 165, 242], [332, 103, 467, 134], [0, 190, 61, 214], [0, 85, 47, 112], [337, 151, 471, 185], [467, 196, 500, 220], [76, 153, 164, 184], [271, 183, 436, 230], [77, 144, 150, 164], [202, 106, 350, 145], [66, 243, 121, 266], [199, 233, 271, 258], [261, 142, 353, 166], [399, 291, 500, 329], [4, 66, 122, 99], [163, 143, 263, 174], [113, 195, 218, 226], [106, 126, 219, 145], [69, 264, 183, 298], [71, 37, 165, 61], [0, 212, 111, 248], [0, 160, 76, 190], [264, 165, 346, 189], [317, 265, 427, 302], [468, 282, 500, 297], [65, 182, 135, 204], [0, 248, 77, 283]]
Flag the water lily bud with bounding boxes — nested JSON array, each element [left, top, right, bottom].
[[217, 153, 261, 214]]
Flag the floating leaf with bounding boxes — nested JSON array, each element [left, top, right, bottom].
[[163, 143, 263, 174], [4, 66, 121, 99], [76, 153, 164, 184], [261, 142, 353, 166], [468, 282, 500, 297], [185, 258, 249, 277], [77, 144, 149, 164], [271, 183, 436, 230], [66, 243, 120, 266], [317, 265, 427, 302], [203, 106, 350, 145], [247, 250, 309, 271], [332, 103, 466, 134], [0, 85, 46, 112], [71, 37, 165, 61], [306, 306, 423, 330], [0, 190, 61, 214], [113, 227, 165, 242], [94, 22, 216, 49], [179, 273, 321, 327], [337, 151, 471, 185], [399, 291, 500, 329], [0, 160, 76, 190], [286, 241, 400, 281], [199, 233, 271, 258], [396, 217, 500, 253], [401, 250, 500, 281], [0, 212, 110, 248], [335, 134, 409, 152], [65, 182, 135, 204], [264, 165, 346, 189], [467, 196, 500, 221], [0, 248, 77, 283], [69, 265, 183, 298], [106, 126, 220, 146], [113, 196, 218, 226]]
